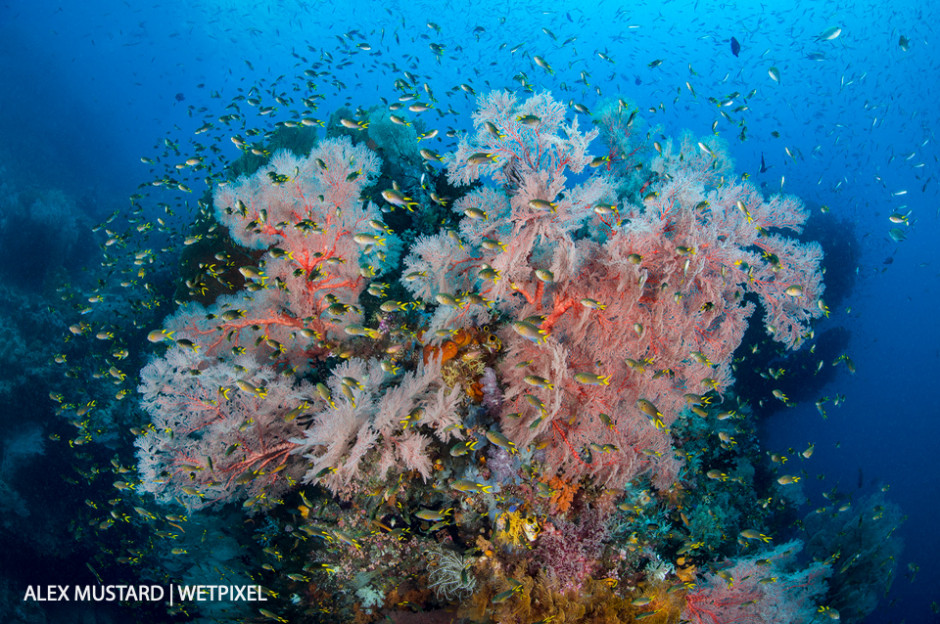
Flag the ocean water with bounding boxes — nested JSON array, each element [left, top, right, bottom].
[[0, 1, 936, 622]]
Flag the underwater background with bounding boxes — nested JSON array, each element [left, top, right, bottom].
[[0, 0, 937, 622]]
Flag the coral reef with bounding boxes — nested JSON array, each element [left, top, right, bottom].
[[122, 90, 840, 622]]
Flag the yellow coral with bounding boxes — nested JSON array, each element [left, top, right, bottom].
[[493, 510, 540, 548], [441, 361, 461, 387]]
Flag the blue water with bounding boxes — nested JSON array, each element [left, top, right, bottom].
[[0, 0, 936, 622]]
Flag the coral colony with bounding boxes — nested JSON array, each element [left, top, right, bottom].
[[133, 90, 837, 621]]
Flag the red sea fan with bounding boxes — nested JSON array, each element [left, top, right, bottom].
[[402, 91, 825, 489], [683, 541, 831, 624], [136, 137, 397, 508]]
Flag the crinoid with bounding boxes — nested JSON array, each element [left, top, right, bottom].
[[426, 544, 477, 601]]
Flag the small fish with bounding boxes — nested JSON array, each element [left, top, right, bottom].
[[147, 329, 173, 343], [533, 55, 554, 74], [380, 300, 409, 313], [524, 394, 546, 411], [481, 237, 507, 252], [450, 439, 478, 457], [341, 376, 363, 390], [580, 298, 606, 310], [527, 198, 556, 212], [574, 372, 611, 386], [134, 507, 157, 520], [483, 121, 504, 138], [817, 26, 842, 41], [339, 118, 368, 130], [415, 508, 451, 522], [435, 292, 460, 307], [236, 379, 266, 398], [353, 233, 386, 246], [534, 269, 554, 282], [730, 37, 741, 57], [739, 529, 770, 542], [381, 188, 418, 211], [239, 265, 264, 281], [512, 320, 547, 344], [316, 382, 333, 405], [523, 375, 554, 390], [635, 399, 660, 418], [491, 589, 516, 603], [403, 270, 428, 282], [452, 479, 491, 494], [420, 148, 443, 162], [258, 608, 288, 622], [768, 66, 781, 83], [175, 338, 197, 352], [464, 207, 488, 221], [284, 402, 310, 422], [479, 267, 501, 282], [485, 429, 517, 453], [467, 152, 498, 165], [624, 358, 646, 373]]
